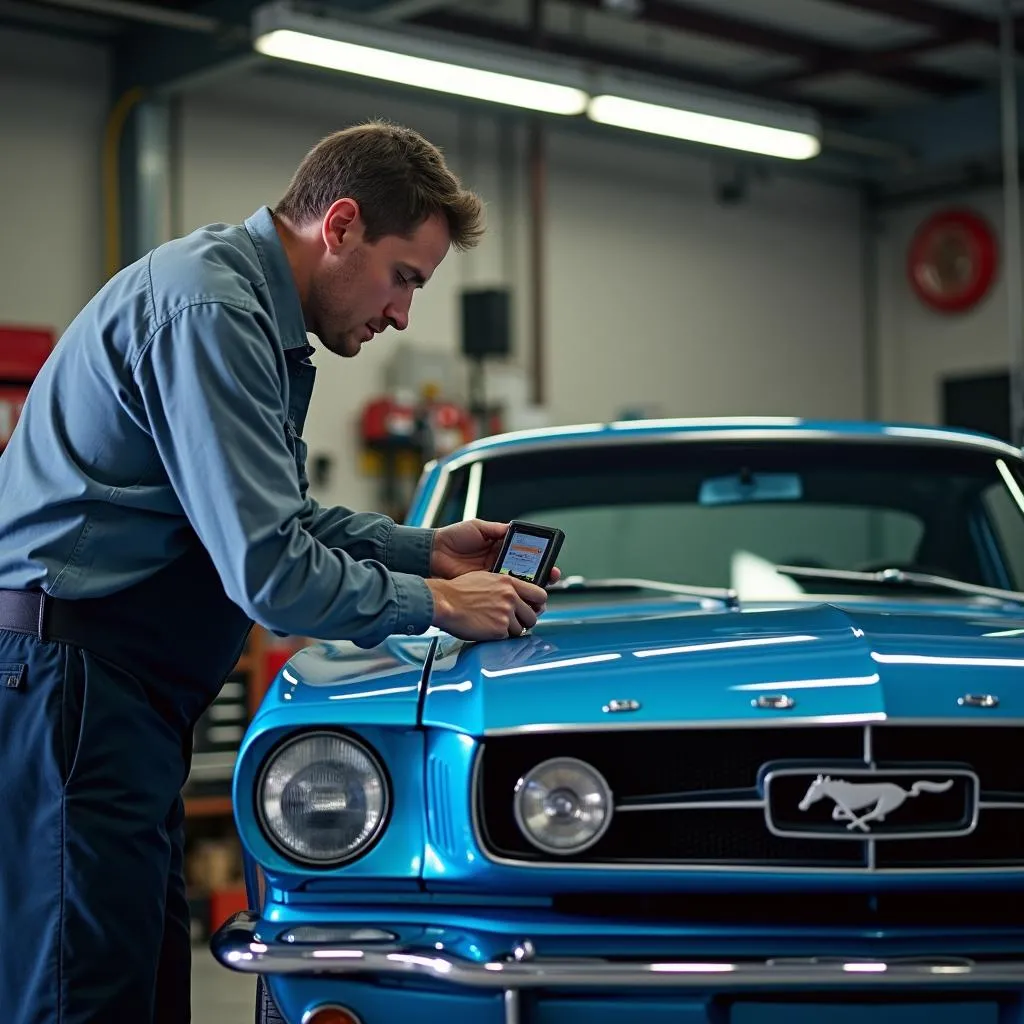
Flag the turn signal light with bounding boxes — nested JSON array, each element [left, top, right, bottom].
[[302, 1007, 363, 1024]]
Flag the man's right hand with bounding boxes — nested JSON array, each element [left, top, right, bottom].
[[426, 571, 550, 640]]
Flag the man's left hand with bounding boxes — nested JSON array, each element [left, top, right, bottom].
[[430, 519, 561, 588]]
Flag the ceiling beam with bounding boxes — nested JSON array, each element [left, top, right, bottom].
[[820, 0, 1023, 50], [763, 35, 981, 94], [109, 0, 254, 94], [411, 8, 866, 119], [573, 0, 845, 62], [0, 0, 117, 37], [853, 79, 1009, 173], [566, 0, 978, 96], [822, 0, 987, 33]]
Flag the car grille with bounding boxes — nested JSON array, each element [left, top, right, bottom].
[[551, 890, 1024, 929], [475, 725, 1024, 871]]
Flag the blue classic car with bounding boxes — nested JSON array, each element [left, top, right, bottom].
[[213, 417, 1024, 1024]]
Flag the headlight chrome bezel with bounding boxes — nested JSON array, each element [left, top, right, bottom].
[[513, 755, 614, 856], [255, 729, 392, 869]]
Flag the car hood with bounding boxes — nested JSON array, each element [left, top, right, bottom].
[[256, 633, 436, 730], [420, 602, 1024, 735]]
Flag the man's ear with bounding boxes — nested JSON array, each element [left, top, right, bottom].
[[322, 198, 362, 254]]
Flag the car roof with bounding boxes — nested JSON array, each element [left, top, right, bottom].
[[437, 417, 1024, 469]]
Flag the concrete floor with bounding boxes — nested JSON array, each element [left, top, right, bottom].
[[192, 943, 255, 1023]]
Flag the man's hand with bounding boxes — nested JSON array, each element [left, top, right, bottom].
[[430, 519, 506, 579], [430, 519, 561, 585], [426, 572, 550, 641]]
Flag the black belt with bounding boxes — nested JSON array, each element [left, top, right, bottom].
[[0, 589, 75, 643]]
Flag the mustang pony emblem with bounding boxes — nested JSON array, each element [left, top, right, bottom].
[[798, 774, 954, 832]]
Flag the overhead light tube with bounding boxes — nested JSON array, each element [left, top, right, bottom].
[[587, 71, 821, 160], [251, 2, 822, 159], [588, 95, 821, 160], [253, 3, 589, 116]]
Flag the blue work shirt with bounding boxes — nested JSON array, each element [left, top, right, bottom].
[[0, 206, 435, 648]]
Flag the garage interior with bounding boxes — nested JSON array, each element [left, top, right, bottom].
[[2, 0, 1024, 1020]]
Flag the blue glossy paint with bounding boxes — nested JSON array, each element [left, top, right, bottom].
[[248, 904, 1024, 954], [419, 601, 1024, 733], [222, 420, 1024, 1024]]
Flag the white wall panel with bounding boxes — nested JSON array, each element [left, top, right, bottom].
[[0, 29, 108, 334]]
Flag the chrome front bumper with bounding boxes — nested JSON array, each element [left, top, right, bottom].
[[212, 911, 1024, 990]]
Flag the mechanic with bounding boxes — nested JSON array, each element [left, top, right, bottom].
[[0, 120, 553, 1024]]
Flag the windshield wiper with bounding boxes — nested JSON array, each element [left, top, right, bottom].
[[774, 564, 1024, 605], [548, 575, 740, 610]]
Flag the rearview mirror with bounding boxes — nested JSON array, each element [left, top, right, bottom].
[[698, 472, 803, 506]]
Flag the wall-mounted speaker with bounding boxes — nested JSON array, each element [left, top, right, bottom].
[[460, 288, 511, 358]]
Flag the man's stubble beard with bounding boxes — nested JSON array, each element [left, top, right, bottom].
[[310, 249, 365, 358]]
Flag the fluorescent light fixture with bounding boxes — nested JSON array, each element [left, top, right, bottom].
[[252, 2, 588, 116], [251, 2, 822, 160], [588, 95, 820, 160], [587, 70, 821, 160]]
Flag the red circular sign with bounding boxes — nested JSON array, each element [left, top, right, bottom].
[[907, 208, 998, 313]]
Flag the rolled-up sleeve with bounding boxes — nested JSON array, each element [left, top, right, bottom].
[[132, 300, 434, 646]]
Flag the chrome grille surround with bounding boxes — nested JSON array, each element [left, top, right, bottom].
[[472, 721, 1024, 873]]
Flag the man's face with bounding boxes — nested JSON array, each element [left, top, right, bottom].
[[309, 204, 451, 358]]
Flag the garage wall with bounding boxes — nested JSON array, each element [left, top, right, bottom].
[[876, 187, 1012, 428], [0, 28, 108, 334], [543, 130, 864, 427], [0, 35, 866, 516], [180, 69, 866, 511]]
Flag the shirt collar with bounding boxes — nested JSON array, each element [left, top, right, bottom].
[[244, 205, 310, 352]]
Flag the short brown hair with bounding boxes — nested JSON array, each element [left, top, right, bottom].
[[275, 120, 484, 251]]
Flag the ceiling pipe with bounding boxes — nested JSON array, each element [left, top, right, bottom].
[[26, 0, 222, 32]]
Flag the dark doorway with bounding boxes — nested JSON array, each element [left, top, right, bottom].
[[942, 370, 1011, 442]]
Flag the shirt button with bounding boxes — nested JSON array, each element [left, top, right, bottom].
[[405, 625, 416, 634]]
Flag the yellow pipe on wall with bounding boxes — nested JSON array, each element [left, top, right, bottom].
[[102, 86, 145, 280]]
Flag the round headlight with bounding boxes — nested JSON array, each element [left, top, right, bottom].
[[514, 757, 613, 855], [257, 731, 389, 867]]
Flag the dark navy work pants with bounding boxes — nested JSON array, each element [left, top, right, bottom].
[[0, 627, 193, 1024], [0, 537, 253, 1023]]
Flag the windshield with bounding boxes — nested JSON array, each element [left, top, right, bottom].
[[434, 440, 1024, 600]]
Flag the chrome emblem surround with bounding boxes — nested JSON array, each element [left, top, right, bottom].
[[602, 699, 641, 714], [763, 766, 980, 841]]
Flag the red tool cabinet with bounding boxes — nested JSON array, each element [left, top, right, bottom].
[[0, 326, 54, 448]]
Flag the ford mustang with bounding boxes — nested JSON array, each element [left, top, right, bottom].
[[211, 417, 1024, 1024]]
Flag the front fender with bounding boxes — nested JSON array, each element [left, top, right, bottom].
[[234, 634, 440, 891]]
